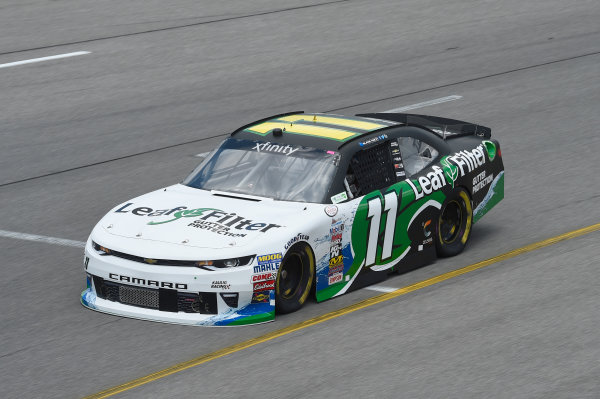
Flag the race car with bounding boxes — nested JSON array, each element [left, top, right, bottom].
[[81, 111, 504, 326]]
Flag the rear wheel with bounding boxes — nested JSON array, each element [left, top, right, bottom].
[[275, 243, 314, 314], [436, 188, 473, 257]]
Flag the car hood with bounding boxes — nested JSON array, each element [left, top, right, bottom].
[[96, 184, 310, 250]]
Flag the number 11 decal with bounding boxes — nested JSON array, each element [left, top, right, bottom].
[[365, 192, 398, 267]]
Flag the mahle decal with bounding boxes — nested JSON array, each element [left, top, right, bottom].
[[254, 253, 282, 273]]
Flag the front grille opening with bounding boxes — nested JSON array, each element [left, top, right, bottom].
[[119, 285, 159, 309], [92, 275, 217, 314], [220, 292, 240, 308]]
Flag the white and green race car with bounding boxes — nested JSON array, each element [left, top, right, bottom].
[[81, 112, 504, 326]]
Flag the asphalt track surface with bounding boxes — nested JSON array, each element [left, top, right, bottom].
[[1, 0, 599, 398]]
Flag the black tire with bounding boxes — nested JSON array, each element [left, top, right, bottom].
[[436, 188, 473, 257], [275, 243, 315, 314]]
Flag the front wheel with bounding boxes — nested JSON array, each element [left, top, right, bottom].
[[436, 188, 473, 257], [275, 243, 315, 314]]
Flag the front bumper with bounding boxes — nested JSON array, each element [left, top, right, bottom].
[[81, 240, 275, 326]]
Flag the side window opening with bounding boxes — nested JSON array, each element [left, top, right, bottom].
[[397, 137, 438, 176], [344, 141, 396, 198]]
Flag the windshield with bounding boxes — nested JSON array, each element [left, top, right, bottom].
[[183, 139, 339, 203]]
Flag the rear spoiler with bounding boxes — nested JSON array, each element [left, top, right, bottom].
[[357, 113, 491, 140]]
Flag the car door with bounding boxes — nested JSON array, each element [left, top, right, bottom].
[[324, 133, 449, 299]]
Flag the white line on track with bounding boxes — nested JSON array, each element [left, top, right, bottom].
[[0, 229, 85, 248], [363, 285, 398, 293], [0, 51, 91, 69], [382, 95, 462, 113]]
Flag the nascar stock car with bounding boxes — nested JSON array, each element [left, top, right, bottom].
[[81, 111, 504, 326]]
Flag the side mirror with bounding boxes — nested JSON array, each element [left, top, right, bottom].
[[195, 151, 210, 162]]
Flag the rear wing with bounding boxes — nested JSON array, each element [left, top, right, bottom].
[[357, 113, 491, 140]]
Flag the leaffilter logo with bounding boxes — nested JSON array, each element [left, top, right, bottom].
[[148, 208, 221, 225], [440, 156, 459, 187]]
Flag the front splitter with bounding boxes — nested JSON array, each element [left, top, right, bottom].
[[80, 289, 275, 326]]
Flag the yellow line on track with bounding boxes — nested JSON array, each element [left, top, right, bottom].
[[83, 222, 600, 399]]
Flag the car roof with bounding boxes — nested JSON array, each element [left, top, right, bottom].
[[231, 112, 402, 151]]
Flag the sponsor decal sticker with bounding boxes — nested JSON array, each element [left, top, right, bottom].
[[331, 192, 348, 204], [407, 144, 489, 199], [329, 255, 343, 266], [253, 280, 275, 292], [327, 218, 345, 284], [187, 210, 281, 232], [423, 219, 432, 237], [284, 233, 309, 250], [406, 166, 447, 199], [253, 141, 299, 156], [324, 205, 338, 217], [188, 220, 248, 237], [441, 145, 487, 187], [257, 253, 282, 263], [328, 263, 344, 275], [359, 134, 388, 147], [108, 273, 187, 289], [251, 291, 270, 303], [211, 280, 230, 290], [114, 204, 282, 232], [328, 273, 343, 285], [330, 219, 344, 235], [440, 157, 459, 188], [254, 252, 282, 273], [473, 171, 494, 194], [114, 204, 214, 224], [252, 272, 277, 283]]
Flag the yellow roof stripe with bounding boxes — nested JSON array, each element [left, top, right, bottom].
[[246, 121, 357, 141], [277, 114, 388, 131]]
